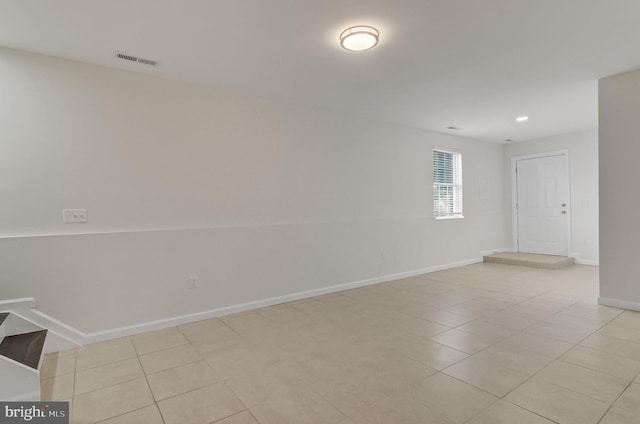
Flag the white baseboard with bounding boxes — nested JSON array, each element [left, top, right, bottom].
[[597, 297, 640, 312], [480, 248, 514, 256], [82, 256, 484, 344], [0, 298, 37, 310], [10, 256, 485, 346], [570, 252, 599, 267], [575, 259, 599, 266]]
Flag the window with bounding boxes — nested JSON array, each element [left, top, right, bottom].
[[433, 149, 463, 219]]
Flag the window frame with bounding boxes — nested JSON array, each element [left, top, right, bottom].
[[433, 148, 464, 220]]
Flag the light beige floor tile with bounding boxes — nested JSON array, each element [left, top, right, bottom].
[[443, 303, 493, 319], [612, 311, 640, 326], [429, 329, 494, 355], [400, 338, 469, 370], [533, 293, 581, 305], [324, 311, 385, 334], [499, 332, 574, 358], [225, 359, 315, 407], [395, 317, 451, 338], [288, 298, 332, 314], [534, 360, 628, 403], [456, 320, 518, 342], [544, 313, 605, 332], [205, 341, 285, 379], [40, 354, 76, 379], [524, 322, 595, 344], [158, 382, 245, 424], [76, 337, 132, 354], [249, 388, 345, 424], [139, 343, 202, 374], [38, 264, 619, 423], [177, 318, 237, 344], [311, 374, 394, 418], [353, 325, 426, 353], [132, 327, 189, 355], [413, 309, 475, 327], [467, 400, 555, 424], [40, 373, 74, 401], [74, 357, 143, 395], [255, 304, 315, 329], [481, 311, 538, 330], [506, 379, 610, 424], [73, 377, 154, 424], [76, 338, 137, 371], [43, 348, 76, 360], [474, 345, 553, 376], [221, 310, 277, 334], [406, 373, 498, 423], [504, 301, 567, 320], [353, 353, 436, 390], [559, 303, 623, 323], [349, 391, 454, 424], [598, 323, 640, 344], [147, 360, 221, 401], [464, 297, 514, 311], [443, 355, 529, 397], [314, 292, 358, 306], [580, 333, 640, 360], [560, 346, 640, 381], [312, 354, 434, 417], [215, 411, 260, 424], [600, 406, 640, 424], [99, 405, 164, 424], [614, 383, 640, 414]]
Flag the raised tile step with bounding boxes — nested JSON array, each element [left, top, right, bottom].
[[484, 252, 574, 269]]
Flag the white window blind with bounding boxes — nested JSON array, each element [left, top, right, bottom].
[[433, 149, 463, 219]]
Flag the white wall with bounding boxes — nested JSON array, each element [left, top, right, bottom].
[[503, 130, 599, 265], [598, 69, 640, 311], [0, 47, 508, 335]]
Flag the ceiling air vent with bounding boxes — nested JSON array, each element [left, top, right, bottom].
[[114, 51, 158, 66]]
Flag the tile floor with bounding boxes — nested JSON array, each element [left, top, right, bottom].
[[39, 263, 640, 424]]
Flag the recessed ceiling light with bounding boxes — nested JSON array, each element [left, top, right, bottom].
[[340, 26, 379, 51], [516, 116, 529, 122]]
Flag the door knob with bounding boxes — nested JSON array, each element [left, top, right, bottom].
[[561, 210, 567, 214], [561, 203, 566, 207]]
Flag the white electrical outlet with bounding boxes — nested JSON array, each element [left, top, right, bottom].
[[189, 275, 199, 290], [63, 209, 88, 224]]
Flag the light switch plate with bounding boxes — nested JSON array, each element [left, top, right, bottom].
[[63, 209, 88, 223]]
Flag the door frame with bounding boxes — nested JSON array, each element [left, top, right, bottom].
[[510, 150, 572, 255]]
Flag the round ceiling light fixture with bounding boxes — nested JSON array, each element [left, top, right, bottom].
[[340, 25, 379, 51], [516, 116, 529, 122]]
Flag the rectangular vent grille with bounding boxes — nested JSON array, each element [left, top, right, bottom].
[[114, 51, 158, 66]]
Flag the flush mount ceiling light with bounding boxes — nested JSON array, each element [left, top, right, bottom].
[[516, 116, 529, 122], [340, 25, 379, 51]]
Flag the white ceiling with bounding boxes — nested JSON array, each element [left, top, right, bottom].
[[1, 0, 639, 142]]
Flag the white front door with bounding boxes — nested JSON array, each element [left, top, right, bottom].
[[516, 154, 569, 256]]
